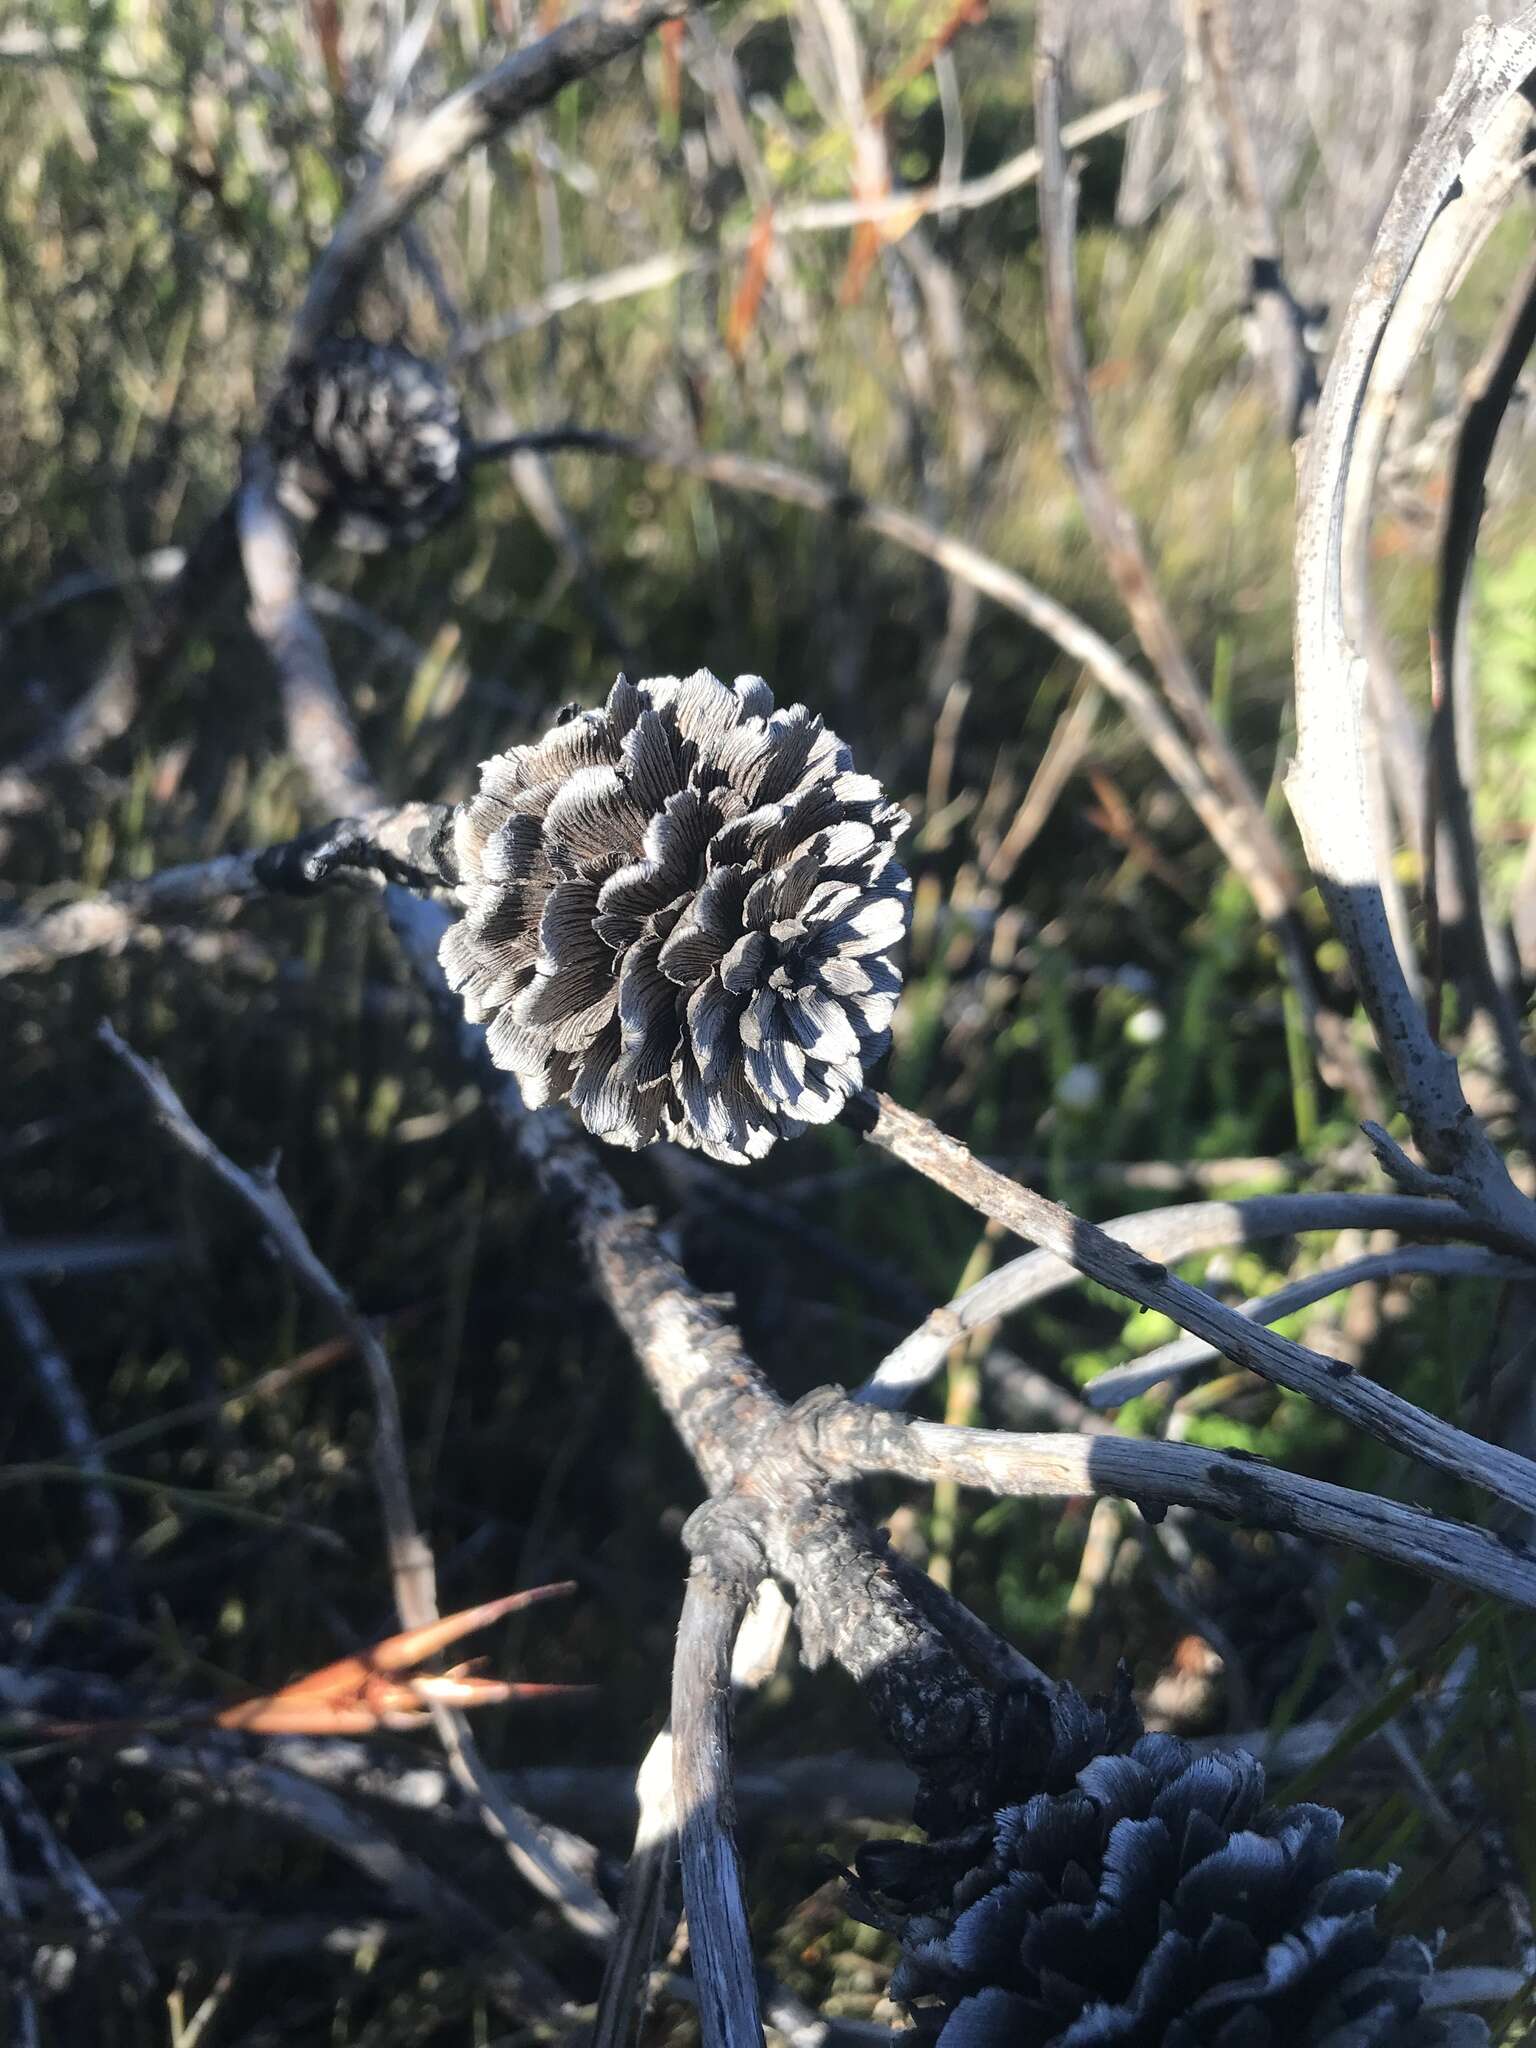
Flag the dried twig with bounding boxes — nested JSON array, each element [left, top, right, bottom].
[[99, 1021, 436, 1630], [864, 1188, 1528, 1406], [670, 1506, 763, 2048], [1084, 1242, 1525, 1408], [1428, 240, 1536, 1134], [1181, 0, 1318, 435], [454, 86, 1164, 355], [98, 1020, 612, 1941], [0, 1202, 122, 1653], [237, 450, 379, 818], [0, 803, 452, 979], [289, 0, 703, 363], [852, 1090, 1536, 1518], [1033, 5, 1296, 931], [810, 1405, 1536, 1613], [1289, 12, 1536, 1246]]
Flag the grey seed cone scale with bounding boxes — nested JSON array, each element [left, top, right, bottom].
[[856, 1683, 1484, 2048], [439, 669, 911, 1163], [267, 340, 468, 552]]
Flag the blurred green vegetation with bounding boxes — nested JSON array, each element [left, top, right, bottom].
[[3, 0, 1536, 2041]]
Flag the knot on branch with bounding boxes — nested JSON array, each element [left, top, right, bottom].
[[680, 1496, 770, 1599], [252, 806, 459, 897]]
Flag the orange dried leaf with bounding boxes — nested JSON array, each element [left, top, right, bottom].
[[214, 1583, 580, 1737], [725, 210, 775, 361], [659, 18, 685, 123]]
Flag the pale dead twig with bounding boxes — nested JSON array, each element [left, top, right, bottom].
[[670, 1516, 762, 2048], [0, 803, 450, 979], [1427, 241, 1536, 1140], [451, 90, 1165, 357], [237, 449, 379, 818], [864, 1187, 1529, 1406], [0, 1201, 122, 1655], [1289, 13, 1536, 1248], [852, 1090, 1536, 1519], [1033, 9, 1295, 930], [809, 1406, 1536, 1615], [591, 1579, 794, 2048], [98, 1021, 436, 1632], [1181, 0, 1318, 436], [97, 1019, 614, 1947], [1033, 5, 1376, 1110], [1084, 1242, 1526, 1407]]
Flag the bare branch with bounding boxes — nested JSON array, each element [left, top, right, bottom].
[[1289, 12, 1536, 1246], [808, 1405, 1536, 1615], [453, 81, 1164, 358], [0, 804, 453, 979], [1428, 241, 1536, 1137], [1181, 0, 1318, 435], [98, 1021, 436, 1630], [852, 1089, 1536, 1518], [671, 1506, 763, 2048], [1084, 1243, 1525, 1407], [289, 0, 702, 364], [1033, 5, 1296, 930], [864, 1189, 1527, 1406], [238, 450, 379, 818]]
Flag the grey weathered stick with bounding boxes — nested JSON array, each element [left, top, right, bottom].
[[98, 1020, 437, 1632], [1181, 0, 1317, 436], [591, 1724, 677, 2048], [0, 804, 452, 978], [289, 0, 702, 363], [1289, 10, 1536, 1247], [671, 1517, 762, 2048], [1427, 240, 1536, 1134], [865, 1189, 1529, 1406], [454, 85, 1164, 355], [1085, 1244, 1526, 1408], [1033, 2, 1296, 930], [238, 450, 379, 818], [853, 1089, 1536, 1517], [97, 1021, 610, 1941], [0, 1201, 122, 1651], [808, 1408, 1536, 1614]]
